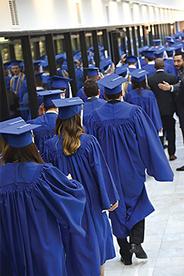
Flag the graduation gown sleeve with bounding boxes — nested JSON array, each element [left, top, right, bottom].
[[88, 136, 119, 210], [39, 164, 86, 234], [133, 108, 174, 181]]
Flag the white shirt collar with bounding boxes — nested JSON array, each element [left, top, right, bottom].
[[156, 69, 164, 72], [46, 110, 58, 114], [148, 61, 155, 65], [87, 96, 99, 99]]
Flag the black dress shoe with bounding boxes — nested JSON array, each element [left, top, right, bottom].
[[169, 155, 177, 161], [176, 165, 184, 171], [130, 244, 148, 259], [120, 256, 132, 265]]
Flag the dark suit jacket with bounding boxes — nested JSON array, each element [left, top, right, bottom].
[[148, 70, 177, 116]]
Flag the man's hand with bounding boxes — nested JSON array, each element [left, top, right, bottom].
[[108, 201, 119, 212], [158, 81, 171, 91]]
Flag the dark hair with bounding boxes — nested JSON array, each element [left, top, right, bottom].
[[155, 58, 164, 70], [3, 143, 44, 164], [84, 79, 99, 97], [86, 75, 99, 81], [147, 57, 155, 62], [44, 104, 56, 112], [174, 53, 184, 60], [131, 79, 147, 90], [105, 92, 122, 100], [56, 115, 84, 156], [167, 52, 173, 58]]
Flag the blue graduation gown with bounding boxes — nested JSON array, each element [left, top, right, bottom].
[[139, 57, 147, 68], [0, 162, 86, 276], [5, 76, 11, 91], [143, 63, 156, 76], [83, 97, 106, 127], [19, 91, 31, 121], [124, 88, 162, 132], [86, 102, 173, 238], [164, 59, 177, 76], [44, 134, 118, 271], [28, 112, 58, 155], [76, 87, 88, 102], [75, 67, 84, 90]]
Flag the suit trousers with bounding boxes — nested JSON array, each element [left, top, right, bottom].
[[117, 219, 145, 256], [160, 115, 176, 156]]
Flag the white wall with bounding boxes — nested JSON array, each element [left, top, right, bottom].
[[0, 0, 184, 32]]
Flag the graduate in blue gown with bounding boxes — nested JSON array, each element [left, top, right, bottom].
[[125, 69, 162, 132], [138, 46, 149, 68], [143, 49, 156, 76], [0, 117, 86, 276], [126, 56, 138, 73], [28, 90, 62, 156], [86, 73, 173, 265], [49, 75, 72, 98], [74, 60, 84, 90], [44, 97, 119, 276], [77, 67, 105, 101], [83, 79, 106, 127], [164, 47, 177, 76]]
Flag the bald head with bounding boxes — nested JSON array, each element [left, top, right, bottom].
[[155, 58, 164, 70]]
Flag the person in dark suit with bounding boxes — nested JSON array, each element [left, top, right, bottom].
[[158, 53, 184, 171], [148, 58, 177, 161]]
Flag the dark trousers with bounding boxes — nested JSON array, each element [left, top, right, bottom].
[[160, 115, 176, 156], [117, 220, 145, 257]]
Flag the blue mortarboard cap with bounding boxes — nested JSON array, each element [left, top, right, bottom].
[[165, 36, 174, 42], [73, 51, 82, 62], [49, 76, 71, 89], [10, 60, 23, 67], [37, 89, 63, 109], [174, 43, 183, 54], [98, 73, 126, 95], [126, 56, 137, 64], [84, 67, 99, 77], [138, 46, 149, 54], [115, 64, 128, 77], [154, 48, 165, 58], [0, 117, 40, 148], [152, 39, 161, 46], [144, 49, 156, 59], [166, 47, 175, 54], [52, 97, 83, 120], [55, 53, 66, 61], [33, 60, 47, 67], [100, 58, 113, 71], [131, 69, 147, 83]]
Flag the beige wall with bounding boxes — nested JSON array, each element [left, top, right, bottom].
[[0, 0, 184, 32]]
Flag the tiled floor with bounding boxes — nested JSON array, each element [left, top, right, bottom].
[[105, 123, 184, 276]]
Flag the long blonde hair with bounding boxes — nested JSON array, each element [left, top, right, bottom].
[[56, 115, 84, 156]]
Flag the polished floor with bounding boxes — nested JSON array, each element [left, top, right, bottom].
[[105, 122, 184, 276]]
